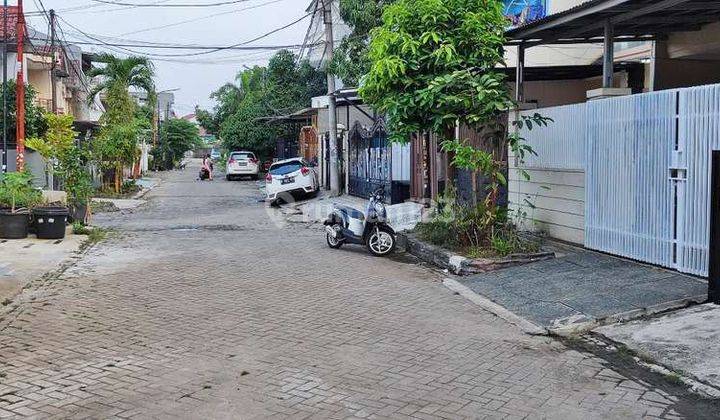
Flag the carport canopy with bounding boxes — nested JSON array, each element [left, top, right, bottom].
[[505, 0, 720, 99]]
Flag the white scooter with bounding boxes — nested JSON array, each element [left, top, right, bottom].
[[323, 187, 397, 257]]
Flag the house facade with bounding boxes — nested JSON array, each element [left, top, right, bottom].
[[1, 7, 102, 185], [504, 0, 720, 279]]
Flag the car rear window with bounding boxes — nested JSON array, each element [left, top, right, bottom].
[[231, 153, 254, 160], [269, 161, 303, 175]]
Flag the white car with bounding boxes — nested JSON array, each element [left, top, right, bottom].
[[265, 158, 319, 202], [226, 151, 260, 181]]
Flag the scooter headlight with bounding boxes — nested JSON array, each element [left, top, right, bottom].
[[374, 202, 386, 216]]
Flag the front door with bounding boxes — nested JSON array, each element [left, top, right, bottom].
[[710, 151, 720, 303]]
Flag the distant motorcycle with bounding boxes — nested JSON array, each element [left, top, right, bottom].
[[323, 187, 396, 257], [199, 168, 210, 180]]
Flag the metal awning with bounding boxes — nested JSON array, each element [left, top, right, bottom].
[[506, 0, 720, 46], [500, 62, 641, 81], [507, 0, 720, 99]]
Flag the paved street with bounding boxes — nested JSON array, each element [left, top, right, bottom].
[[0, 165, 718, 419]]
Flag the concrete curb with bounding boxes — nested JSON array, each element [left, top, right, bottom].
[[133, 181, 159, 200], [550, 294, 708, 336], [443, 278, 548, 336], [401, 233, 555, 276]]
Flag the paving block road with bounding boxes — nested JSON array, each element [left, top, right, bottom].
[[0, 165, 718, 419]]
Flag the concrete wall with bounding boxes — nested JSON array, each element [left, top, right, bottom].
[[508, 166, 585, 245], [6, 150, 48, 188], [510, 79, 594, 108], [654, 59, 720, 90], [667, 21, 720, 60], [316, 103, 375, 135]]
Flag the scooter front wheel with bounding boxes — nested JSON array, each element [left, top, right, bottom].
[[367, 226, 396, 257], [326, 227, 344, 249]]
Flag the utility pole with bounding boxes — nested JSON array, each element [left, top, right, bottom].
[[152, 100, 158, 146], [2, 0, 8, 173], [15, 0, 24, 172], [323, 0, 339, 195], [49, 9, 57, 114]]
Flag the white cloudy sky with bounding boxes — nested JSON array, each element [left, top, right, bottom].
[[25, 0, 314, 115]]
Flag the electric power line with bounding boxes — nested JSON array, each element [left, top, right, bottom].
[[119, 0, 285, 37], [58, 11, 313, 58], [39, 39, 322, 51], [87, 0, 257, 8]]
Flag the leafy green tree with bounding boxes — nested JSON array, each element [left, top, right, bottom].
[[330, 0, 397, 86], [1, 81, 48, 143], [26, 113, 78, 189], [195, 83, 244, 136], [360, 0, 550, 246], [153, 118, 200, 170], [87, 54, 155, 193], [198, 50, 326, 160]]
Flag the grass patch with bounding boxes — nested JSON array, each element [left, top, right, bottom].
[[664, 372, 684, 385], [415, 220, 540, 259], [91, 200, 120, 214], [72, 221, 91, 235], [87, 228, 110, 244], [94, 180, 141, 199]]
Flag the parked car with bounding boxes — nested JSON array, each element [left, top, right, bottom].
[[265, 158, 319, 203], [226, 151, 260, 180], [210, 149, 221, 161]]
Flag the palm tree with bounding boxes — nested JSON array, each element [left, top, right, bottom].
[[87, 54, 155, 193], [88, 54, 156, 109]]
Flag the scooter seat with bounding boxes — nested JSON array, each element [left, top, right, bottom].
[[334, 204, 365, 221]]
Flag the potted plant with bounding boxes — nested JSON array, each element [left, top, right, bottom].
[[0, 171, 42, 239], [26, 114, 78, 239], [58, 144, 94, 225], [26, 113, 76, 191]]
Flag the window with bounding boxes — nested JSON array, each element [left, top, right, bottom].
[[269, 161, 303, 176]]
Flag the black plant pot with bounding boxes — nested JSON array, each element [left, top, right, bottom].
[[0, 210, 30, 239], [32, 207, 69, 240]]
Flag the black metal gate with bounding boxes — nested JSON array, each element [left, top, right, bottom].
[[348, 121, 392, 202], [710, 150, 720, 303]]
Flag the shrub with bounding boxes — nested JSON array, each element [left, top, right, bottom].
[[416, 183, 539, 258], [0, 171, 42, 213]]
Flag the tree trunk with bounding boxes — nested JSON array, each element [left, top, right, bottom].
[[115, 162, 122, 194]]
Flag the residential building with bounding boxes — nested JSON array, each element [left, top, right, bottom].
[[131, 91, 175, 122], [1, 6, 102, 182], [504, 0, 720, 280]]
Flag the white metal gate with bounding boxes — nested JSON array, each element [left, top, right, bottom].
[[585, 90, 677, 269], [676, 85, 720, 276], [517, 84, 720, 277]]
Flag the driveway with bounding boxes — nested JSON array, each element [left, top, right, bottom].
[[458, 243, 707, 332], [0, 162, 717, 419]]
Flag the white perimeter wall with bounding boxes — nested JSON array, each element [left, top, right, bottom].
[[508, 103, 587, 245]]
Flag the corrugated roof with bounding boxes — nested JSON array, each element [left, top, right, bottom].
[[0, 6, 20, 40]]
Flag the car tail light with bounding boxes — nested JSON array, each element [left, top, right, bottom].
[[250, 158, 258, 164], [228, 158, 235, 164], [265, 173, 273, 182], [301, 167, 310, 176]]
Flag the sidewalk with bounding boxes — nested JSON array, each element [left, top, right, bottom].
[[0, 230, 85, 304], [92, 177, 159, 211], [455, 241, 707, 334], [596, 303, 720, 395]]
